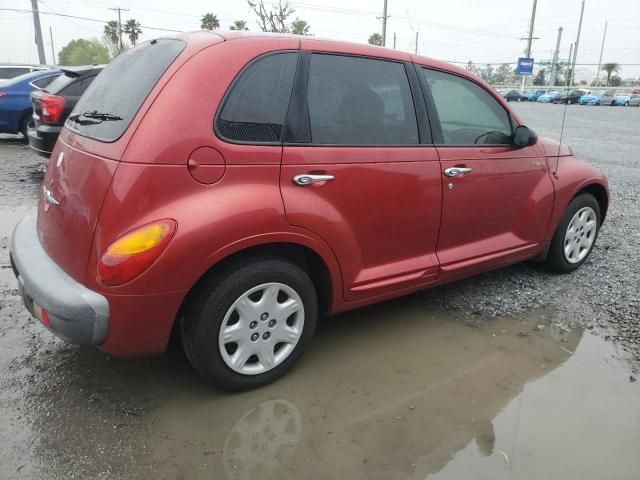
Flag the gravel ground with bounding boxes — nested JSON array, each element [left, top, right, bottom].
[[420, 102, 640, 371]]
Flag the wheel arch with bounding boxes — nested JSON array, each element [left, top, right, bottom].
[[574, 183, 609, 223], [172, 238, 341, 343]]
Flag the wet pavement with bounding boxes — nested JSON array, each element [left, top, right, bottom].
[[1, 102, 639, 479]]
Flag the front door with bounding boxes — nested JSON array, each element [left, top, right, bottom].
[[281, 52, 442, 301], [417, 66, 554, 276]]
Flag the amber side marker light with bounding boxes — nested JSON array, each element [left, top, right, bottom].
[[98, 220, 177, 286]]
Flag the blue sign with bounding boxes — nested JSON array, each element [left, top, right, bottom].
[[517, 57, 534, 75]]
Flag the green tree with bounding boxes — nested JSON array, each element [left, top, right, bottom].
[[291, 17, 311, 35], [201, 13, 220, 30], [229, 20, 248, 30], [248, 0, 294, 33], [123, 19, 142, 46], [533, 69, 546, 86], [465, 61, 480, 76], [103, 20, 122, 55], [609, 74, 622, 87], [58, 38, 110, 66], [601, 62, 621, 86], [480, 64, 494, 83], [494, 63, 514, 84], [368, 33, 382, 46]]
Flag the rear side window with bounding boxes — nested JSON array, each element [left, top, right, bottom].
[[60, 77, 94, 97], [307, 54, 418, 145], [31, 74, 59, 89], [67, 38, 186, 142], [45, 73, 74, 93], [216, 52, 298, 143], [421, 68, 512, 145]]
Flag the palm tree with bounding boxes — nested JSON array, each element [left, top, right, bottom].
[[201, 13, 220, 30], [104, 20, 120, 47], [601, 62, 621, 86], [229, 20, 248, 30], [368, 33, 382, 46], [123, 19, 142, 46], [291, 18, 310, 35]]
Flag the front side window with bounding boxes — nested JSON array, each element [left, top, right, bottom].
[[421, 68, 512, 145], [307, 54, 419, 145], [217, 52, 298, 143]]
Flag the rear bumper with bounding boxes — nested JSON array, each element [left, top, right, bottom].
[[10, 214, 109, 345], [27, 124, 60, 157]]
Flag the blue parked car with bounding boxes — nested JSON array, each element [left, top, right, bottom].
[[0, 69, 60, 138], [524, 89, 547, 101], [579, 90, 616, 106], [537, 91, 561, 103], [614, 92, 632, 106]]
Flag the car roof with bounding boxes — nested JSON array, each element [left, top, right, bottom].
[[175, 30, 477, 80]]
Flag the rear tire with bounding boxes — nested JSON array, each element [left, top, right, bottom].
[[181, 257, 318, 391], [19, 115, 31, 142], [546, 194, 601, 274]]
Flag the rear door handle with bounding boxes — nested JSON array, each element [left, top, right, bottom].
[[443, 167, 472, 177], [293, 174, 335, 186]]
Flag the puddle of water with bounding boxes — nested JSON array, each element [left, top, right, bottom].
[[2, 288, 638, 479], [131, 298, 639, 480]]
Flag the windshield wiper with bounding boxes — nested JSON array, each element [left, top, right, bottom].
[[68, 111, 123, 123]]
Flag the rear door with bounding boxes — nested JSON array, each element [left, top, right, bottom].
[[281, 52, 442, 301], [416, 66, 554, 277]]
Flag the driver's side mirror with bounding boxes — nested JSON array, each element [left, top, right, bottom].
[[513, 125, 538, 148]]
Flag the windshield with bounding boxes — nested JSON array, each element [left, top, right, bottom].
[[66, 38, 185, 142]]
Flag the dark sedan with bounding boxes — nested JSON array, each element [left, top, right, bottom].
[[553, 89, 589, 105], [28, 65, 103, 157], [503, 89, 527, 102]]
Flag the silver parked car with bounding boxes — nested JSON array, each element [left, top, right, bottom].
[[629, 94, 640, 107]]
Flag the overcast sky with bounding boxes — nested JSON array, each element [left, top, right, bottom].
[[1, 0, 639, 79]]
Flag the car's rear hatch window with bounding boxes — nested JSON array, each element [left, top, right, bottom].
[[65, 38, 186, 142]]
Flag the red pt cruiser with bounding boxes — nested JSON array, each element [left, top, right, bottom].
[[10, 32, 608, 390]]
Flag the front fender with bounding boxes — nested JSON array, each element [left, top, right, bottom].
[[546, 156, 609, 242]]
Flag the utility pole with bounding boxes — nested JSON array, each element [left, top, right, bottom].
[[393, 32, 396, 49], [570, 0, 586, 86], [109, 6, 129, 52], [30, 0, 46, 64], [415, 31, 419, 54], [595, 20, 607, 86], [381, 0, 388, 47], [520, 0, 538, 91], [49, 26, 56, 65], [548, 26, 563, 87], [566, 42, 574, 87]]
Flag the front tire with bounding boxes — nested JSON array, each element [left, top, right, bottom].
[[182, 257, 318, 391], [546, 194, 601, 274]]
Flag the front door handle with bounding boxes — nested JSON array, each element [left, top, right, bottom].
[[443, 167, 472, 177], [293, 174, 335, 186]]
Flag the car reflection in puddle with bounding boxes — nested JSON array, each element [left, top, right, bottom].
[[143, 296, 639, 480]]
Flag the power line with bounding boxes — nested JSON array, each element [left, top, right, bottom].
[[0, 7, 184, 32]]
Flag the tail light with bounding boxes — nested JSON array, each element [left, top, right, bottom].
[[41, 94, 66, 124], [0, 92, 6, 99], [97, 220, 177, 286]]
